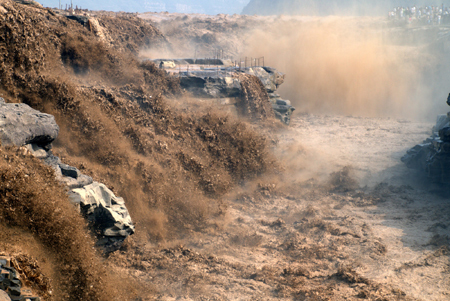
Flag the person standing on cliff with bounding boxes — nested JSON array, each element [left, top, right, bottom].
[[447, 93, 450, 106]]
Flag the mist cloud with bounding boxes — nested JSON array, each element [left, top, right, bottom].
[[241, 16, 449, 119]]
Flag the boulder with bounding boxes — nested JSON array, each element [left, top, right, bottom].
[[25, 144, 48, 159], [0, 262, 21, 300], [180, 72, 241, 99], [0, 257, 40, 301], [401, 142, 432, 170], [62, 174, 94, 190], [246, 67, 285, 93], [66, 15, 89, 26], [42, 154, 94, 189], [176, 65, 294, 124], [439, 126, 450, 142], [0, 98, 133, 252], [402, 106, 450, 183], [0, 98, 59, 147], [59, 163, 79, 178], [68, 182, 135, 252], [433, 114, 450, 136]]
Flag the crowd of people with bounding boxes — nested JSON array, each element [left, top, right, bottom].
[[388, 5, 450, 25]]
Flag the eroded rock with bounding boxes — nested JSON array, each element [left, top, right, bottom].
[[69, 182, 135, 252], [0, 98, 59, 147], [165, 62, 295, 124], [0, 256, 40, 301], [0, 98, 133, 252], [402, 111, 450, 183]]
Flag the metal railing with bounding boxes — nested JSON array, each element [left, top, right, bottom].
[[162, 51, 266, 78], [238, 57, 265, 69]]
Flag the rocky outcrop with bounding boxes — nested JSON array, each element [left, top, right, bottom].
[[246, 66, 285, 93], [179, 71, 241, 99], [165, 61, 295, 124], [0, 98, 134, 252], [0, 99, 59, 147], [401, 111, 450, 183], [0, 257, 39, 301], [69, 183, 134, 253]]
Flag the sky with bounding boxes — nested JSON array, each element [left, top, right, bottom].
[[37, 0, 450, 16], [37, 0, 250, 15]]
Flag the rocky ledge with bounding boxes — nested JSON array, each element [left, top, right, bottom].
[[151, 58, 296, 124], [0, 98, 134, 252], [401, 110, 450, 183]]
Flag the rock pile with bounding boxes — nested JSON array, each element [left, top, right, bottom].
[[0, 257, 39, 301], [0, 98, 134, 252], [401, 106, 450, 183]]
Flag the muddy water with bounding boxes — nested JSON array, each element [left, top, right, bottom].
[[112, 113, 449, 300], [285, 114, 450, 300], [284, 113, 434, 186], [135, 12, 450, 299]]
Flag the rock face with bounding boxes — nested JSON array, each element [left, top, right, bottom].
[[69, 183, 134, 253], [401, 111, 450, 183], [0, 98, 134, 252], [0, 98, 59, 147], [179, 71, 242, 99], [246, 66, 285, 93], [160, 60, 295, 124]]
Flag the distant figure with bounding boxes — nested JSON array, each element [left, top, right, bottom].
[[159, 61, 164, 69], [447, 93, 450, 106]]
